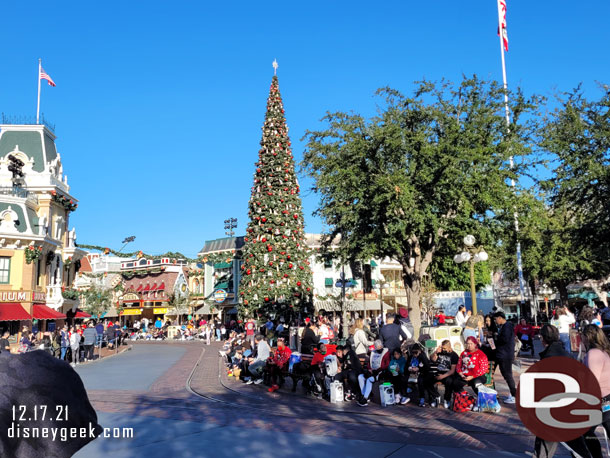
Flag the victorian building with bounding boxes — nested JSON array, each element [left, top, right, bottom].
[[0, 122, 85, 335]]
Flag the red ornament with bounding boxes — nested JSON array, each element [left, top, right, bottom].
[[269, 261, 273, 266], [288, 263, 293, 268], [270, 280, 275, 284], [262, 237, 267, 242], [246, 269, 252, 275], [306, 287, 311, 292], [267, 245, 273, 252], [264, 297, 269, 302], [287, 255, 291, 260], [293, 214, 298, 219], [262, 217, 267, 222], [297, 281, 302, 286], [284, 274, 289, 278], [244, 300, 249, 305], [257, 168, 261, 173]]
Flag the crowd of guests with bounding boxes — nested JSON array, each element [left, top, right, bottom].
[[0, 320, 127, 365]]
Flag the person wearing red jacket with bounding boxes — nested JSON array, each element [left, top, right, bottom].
[[267, 337, 292, 393], [445, 336, 489, 402], [514, 318, 535, 356]]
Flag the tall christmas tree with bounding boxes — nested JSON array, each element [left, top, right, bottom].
[[239, 66, 313, 319]]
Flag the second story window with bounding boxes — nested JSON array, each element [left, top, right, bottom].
[[0, 257, 10, 284]]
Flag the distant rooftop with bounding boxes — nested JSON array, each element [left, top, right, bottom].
[[1, 113, 55, 133], [198, 236, 245, 255]]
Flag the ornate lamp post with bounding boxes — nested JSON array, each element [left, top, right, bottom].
[[453, 235, 488, 316]]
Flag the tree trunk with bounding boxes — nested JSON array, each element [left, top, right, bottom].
[[402, 268, 422, 340], [584, 277, 609, 308], [556, 282, 569, 308]]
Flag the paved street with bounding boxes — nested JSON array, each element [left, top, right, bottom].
[[71, 341, 559, 458]]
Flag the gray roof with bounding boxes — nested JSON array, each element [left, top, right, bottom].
[[314, 300, 393, 312], [198, 236, 245, 256]]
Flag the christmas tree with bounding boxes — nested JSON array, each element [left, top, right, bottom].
[[239, 69, 313, 319]]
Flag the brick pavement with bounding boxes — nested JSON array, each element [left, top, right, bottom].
[[83, 340, 543, 455]]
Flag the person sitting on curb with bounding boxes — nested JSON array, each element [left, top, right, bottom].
[[334, 344, 363, 401], [357, 340, 390, 407], [267, 337, 292, 393], [308, 342, 336, 397]]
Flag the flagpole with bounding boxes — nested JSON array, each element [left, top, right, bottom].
[[36, 59, 42, 124], [496, 0, 527, 315]]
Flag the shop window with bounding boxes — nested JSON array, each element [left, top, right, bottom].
[[0, 257, 10, 284]]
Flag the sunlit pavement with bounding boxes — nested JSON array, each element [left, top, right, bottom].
[[72, 340, 561, 457]]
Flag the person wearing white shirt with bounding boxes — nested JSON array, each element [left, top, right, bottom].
[[552, 307, 575, 352], [455, 306, 467, 328]]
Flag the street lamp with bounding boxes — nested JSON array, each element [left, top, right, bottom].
[[454, 235, 488, 316], [224, 218, 238, 237]]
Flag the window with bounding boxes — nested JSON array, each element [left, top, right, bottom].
[[324, 259, 333, 269], [0, 257, 10, 284], [325, 278, 333, 288]]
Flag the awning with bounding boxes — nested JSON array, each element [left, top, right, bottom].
[[314, 299, 393, 313], [150, 283, 158, 292], [194, 303, 212, 315], [33, 304, 67, 320], [166, 306, 189, 315], [370, 260, 378, 267], [74, 309, 91, 318], [0, 303, 31, 321], [158, 282, 165, 290], [215, 282, 229, 290], [136, 284, 143, 292], [214, 262, 232, 269], [101, 306, 119, 318], [143, 284, 150, 292]]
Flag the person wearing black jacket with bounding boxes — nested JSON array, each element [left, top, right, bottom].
[[380, 314, 408, 353], [334, 344, 363, 401], [300, 322, 319, 355], [405, 345, 437, 407], [493, 312, 516, 404]]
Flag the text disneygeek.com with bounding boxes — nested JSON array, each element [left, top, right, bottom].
[[8, 423, 134, 441]]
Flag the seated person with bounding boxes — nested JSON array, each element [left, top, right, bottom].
[[357, 340, 390, 407], [430, 339, 459, 409], [308, 342, 336, 397], [266, 337, 292, 393], [405, 344, 436, 407], [244, 334, 271, 384], [385, 348, 408, 405], [514, 318, 535, 356], [334, 344, 363, 401], [445, 336, 489, 405]]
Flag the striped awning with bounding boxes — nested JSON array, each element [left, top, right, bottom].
[[314, 300, 392, 312]]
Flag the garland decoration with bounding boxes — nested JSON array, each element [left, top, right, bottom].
[[25, 245, 43, 264], [51, 190, 78, 212], [76, 244, 200, 263]]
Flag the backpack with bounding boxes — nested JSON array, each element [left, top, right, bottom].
[[324, 354, 338, 377]]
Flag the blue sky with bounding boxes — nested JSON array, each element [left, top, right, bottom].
[[1, 1, 608, 258]]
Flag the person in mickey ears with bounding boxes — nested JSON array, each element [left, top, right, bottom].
[[492, 311, 517, 404]]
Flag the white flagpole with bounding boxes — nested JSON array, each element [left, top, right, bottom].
[[36, 59, 42, 124], [496, 0, 527, 314]]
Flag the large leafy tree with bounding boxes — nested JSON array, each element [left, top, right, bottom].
[[302, 77, 538, 337], [541, 86, 610, 284], [81, 285, 112, 319], [239, 75, 313, 319]]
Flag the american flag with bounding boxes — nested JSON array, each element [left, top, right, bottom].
[[40, 68, 56, 87], [498, 0, 509, 52]]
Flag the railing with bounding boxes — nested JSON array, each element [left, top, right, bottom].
[[0, 186, 39, 204], [1, 113, 55, 132]]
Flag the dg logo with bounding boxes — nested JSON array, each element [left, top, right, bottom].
[[517, 356, 602, 441]]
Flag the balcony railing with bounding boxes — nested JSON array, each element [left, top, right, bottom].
[[0, 187, 38, 204], [1, 113, 55, 132]]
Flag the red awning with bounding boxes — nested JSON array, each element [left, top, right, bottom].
[[0, 303, 31, 321], [32, 304, 66, 320], [143, 284, 150, 292], [74, 309, 91, 318], [150, 283, 157, 291], [136, 284, 143, 292], [158, 282, 165, 290]]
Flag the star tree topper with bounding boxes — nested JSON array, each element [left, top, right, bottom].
[[272, 59, 278, 75]]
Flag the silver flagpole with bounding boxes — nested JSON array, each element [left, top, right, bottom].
[[36, 59, 42, 124], [496, 0, 527, 317]]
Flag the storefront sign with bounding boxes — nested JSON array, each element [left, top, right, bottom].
[[213, 289, 228, 303], [353, 290, 378, 300], [0, 291, 47, 303], [153, 308, 168, 314], [121, 309, 142, 316], [122, 293, 140, 301]]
